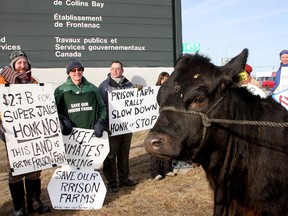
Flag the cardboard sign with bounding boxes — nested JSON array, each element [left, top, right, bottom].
[[0, 83, 66, 176], [275, 67, 288, 93], [272, 88, 288, 110], [62, 128, 109, 170], [48, 167, 106, 210], [108, 86, 160, 136]]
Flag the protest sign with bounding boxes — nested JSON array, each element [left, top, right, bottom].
[[48, 128, 109, 210], [0, 83, 66, 176], [62, 128, 109, 170], [275, 67, 288, 93], [108, 86, 160, 136], [48, 167, 106, 210], [272, 88, 288, 110]]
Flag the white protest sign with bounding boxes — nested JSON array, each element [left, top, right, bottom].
[[62, 128, 109, 170], [108, 86, 160, 136], [0, 83, 67, 176], [272, 88, 288, 110], [275, 67, 288, 93], [48, 167, 106, 210]]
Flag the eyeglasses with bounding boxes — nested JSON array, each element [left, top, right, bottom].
[[70, 68, 83, 73], [110, 67, 122, 71]]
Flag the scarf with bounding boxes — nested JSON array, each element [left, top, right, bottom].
[[0, 66, 31, 84]]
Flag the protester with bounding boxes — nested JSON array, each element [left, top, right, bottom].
[[99, 60, 138, 193], [150, 72, 176, 180], [0, 51, 50, 215], [54, 59, 106, 137], [239, 64, 266, 98], [270, 49, 288, 94], [155, 71, 169, 85], [244, 64, 260, 87]]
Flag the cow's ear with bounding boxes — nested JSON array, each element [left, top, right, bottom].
[[221, 48, 248, 81]]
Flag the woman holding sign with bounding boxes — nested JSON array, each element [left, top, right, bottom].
[[0, 51, 50, 216], [270, 49, 288, 94]]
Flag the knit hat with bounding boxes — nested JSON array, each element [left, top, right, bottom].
[[245, 64, 252, 74], [66, 59, 84, 74], [279, 49, 288, 57], [9, 50, 31, 70]]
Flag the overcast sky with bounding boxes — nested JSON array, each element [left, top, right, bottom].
[[181, 0, 288, 74]]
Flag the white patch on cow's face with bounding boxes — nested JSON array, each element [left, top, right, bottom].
[[193, 74, 200, 79]]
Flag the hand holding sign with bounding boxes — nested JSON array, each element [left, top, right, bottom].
[[93, 118, 106, 138], [60, 116, 73, 135]]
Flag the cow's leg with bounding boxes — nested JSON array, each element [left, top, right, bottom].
[[214, 204, 226, 216], [213, 186, 227, 216]]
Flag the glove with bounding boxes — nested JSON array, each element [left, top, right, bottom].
[[94, 118, 106, 138], [60, 116, 73, 135]]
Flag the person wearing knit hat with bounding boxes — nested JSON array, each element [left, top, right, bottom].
[[243, 63, 259, 87], [54, 58, 106, 138], [0, 51, 50, 215], [238, 63, 265, 98], [270, 49, 288, 94], [279, 49, 288, 58], [0, 50, 36, 84], [9, 50, 32, 71], [245, 64, 252, 74], [66, 59, 84, 74]]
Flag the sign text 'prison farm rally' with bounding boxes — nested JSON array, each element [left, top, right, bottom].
[[108, 86, 160, 136]]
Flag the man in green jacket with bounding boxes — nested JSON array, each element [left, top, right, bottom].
[[54, 59, 106, 137]]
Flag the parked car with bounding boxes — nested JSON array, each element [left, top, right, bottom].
[[261, 76, 275, 90], [257, 76, 269, 87]]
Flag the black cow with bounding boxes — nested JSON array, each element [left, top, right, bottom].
[[145, 49, 288, 216]]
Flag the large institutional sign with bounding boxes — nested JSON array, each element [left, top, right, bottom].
[[0, 0, 182, 68], [0, 83, 67, 176]]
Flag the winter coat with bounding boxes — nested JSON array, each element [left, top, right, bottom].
[[54, 76, 106, 129], [98, 74, 134, 114], [270, 63, 288, 94]]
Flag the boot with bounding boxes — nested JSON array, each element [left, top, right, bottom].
[[25, 179, 51, 214], [9, 181, 26, 216]]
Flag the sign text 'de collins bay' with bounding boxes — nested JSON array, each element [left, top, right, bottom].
[[0, 0, 182, 68]]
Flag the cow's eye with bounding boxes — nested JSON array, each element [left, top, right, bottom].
[[194, 97, 205, 103], [188, 97, 209, 112]]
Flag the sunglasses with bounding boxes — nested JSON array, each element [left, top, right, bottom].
[[70, 68, 83, 73]]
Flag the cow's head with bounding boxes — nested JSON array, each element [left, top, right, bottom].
[[144, 49, 248, 161]]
